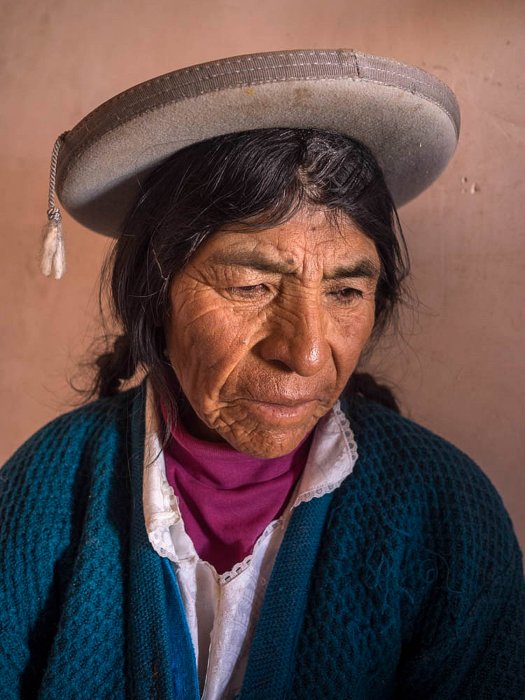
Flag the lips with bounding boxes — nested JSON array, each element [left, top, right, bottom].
[[244, 397, 319, 407], [235, 396, 320, 426], [238, 384, 331, 407]]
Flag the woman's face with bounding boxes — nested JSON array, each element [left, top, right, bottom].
[[166, 208, 380, 457]]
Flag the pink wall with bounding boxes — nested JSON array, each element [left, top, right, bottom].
[[1, 0, 524, 549]]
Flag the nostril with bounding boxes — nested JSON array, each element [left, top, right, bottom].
[[270, 359, 295, 373]]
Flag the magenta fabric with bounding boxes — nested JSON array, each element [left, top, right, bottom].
[[164, 420, 313, 574]]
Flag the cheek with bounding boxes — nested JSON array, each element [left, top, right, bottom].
[[331, 306, 376, 377], [342, 306, 373, 330], [355, 306, 376, 346], [166, 292, 261, 403]]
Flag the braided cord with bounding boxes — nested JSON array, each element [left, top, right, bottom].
[[47, 132, 68, 223]]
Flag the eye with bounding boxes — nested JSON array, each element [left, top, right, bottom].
[[328, 287, 364, 303], [225, 284, 269, 299]]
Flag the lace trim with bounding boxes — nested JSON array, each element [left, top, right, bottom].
[[292, 403, 358, 506], [294, 479, 347, 506], [218, 519, 282, 584], [147, 513, 178, 561], [333, 401, 359, 462]]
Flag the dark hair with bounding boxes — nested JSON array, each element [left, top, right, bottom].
[[92, 128, 409, 420]]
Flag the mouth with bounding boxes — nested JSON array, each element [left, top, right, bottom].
[[238, 397, 320, 424], [248, 397, 318, 407]]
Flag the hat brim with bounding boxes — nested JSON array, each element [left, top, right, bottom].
[[56, 49, 460, 237]]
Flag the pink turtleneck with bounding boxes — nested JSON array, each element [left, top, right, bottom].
[[163, 420, 313, 574]]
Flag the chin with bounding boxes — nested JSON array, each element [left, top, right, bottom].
[[224, 427, 310, 459]]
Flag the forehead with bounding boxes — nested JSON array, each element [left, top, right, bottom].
[[189, 209, 379, 269]]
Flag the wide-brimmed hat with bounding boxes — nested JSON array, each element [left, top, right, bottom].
[[42, 49, 460, 278]]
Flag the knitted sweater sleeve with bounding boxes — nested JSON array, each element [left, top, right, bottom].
[[0, 412, 92, 698], [390, 426, 525, 699], [0, 397, 131, 699]]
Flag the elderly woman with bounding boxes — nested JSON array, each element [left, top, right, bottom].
[[1, 50, 524, 699]]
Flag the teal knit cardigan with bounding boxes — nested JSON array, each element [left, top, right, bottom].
[[1, 384, 524, 699]]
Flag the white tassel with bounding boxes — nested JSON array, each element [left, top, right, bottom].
[[41, 132, 68, 280], [41, 215, 66, 279]]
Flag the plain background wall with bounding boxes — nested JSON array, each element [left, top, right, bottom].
[[1, 0, 524, 549]]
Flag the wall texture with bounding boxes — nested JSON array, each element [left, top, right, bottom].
[[1, 0, 524, 548]]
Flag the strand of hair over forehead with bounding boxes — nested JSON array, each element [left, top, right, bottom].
[[301, 137, 375, 199], [170, 129, 378, 240]]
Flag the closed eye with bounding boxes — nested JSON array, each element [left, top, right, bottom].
[[328, 287, 364, 302], [225, 284, 269, 298]]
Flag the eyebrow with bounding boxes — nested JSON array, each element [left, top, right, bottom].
[[207, 250, 380, 280], [325, 259, 380, 281]]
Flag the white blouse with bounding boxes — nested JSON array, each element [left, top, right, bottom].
[[143, 392, 358, 699]]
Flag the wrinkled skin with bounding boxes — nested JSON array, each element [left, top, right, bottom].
[[166, 208, 380, 458]]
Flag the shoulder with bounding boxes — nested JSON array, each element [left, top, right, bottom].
[[341, 394, 497, 496], [338, 395, 522, 573], [342, 394, 471, 465], [0, 386, 145, 579], [0, 387, 141, 489]]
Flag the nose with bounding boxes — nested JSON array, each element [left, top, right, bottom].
[[256, 294, 331, 376]]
